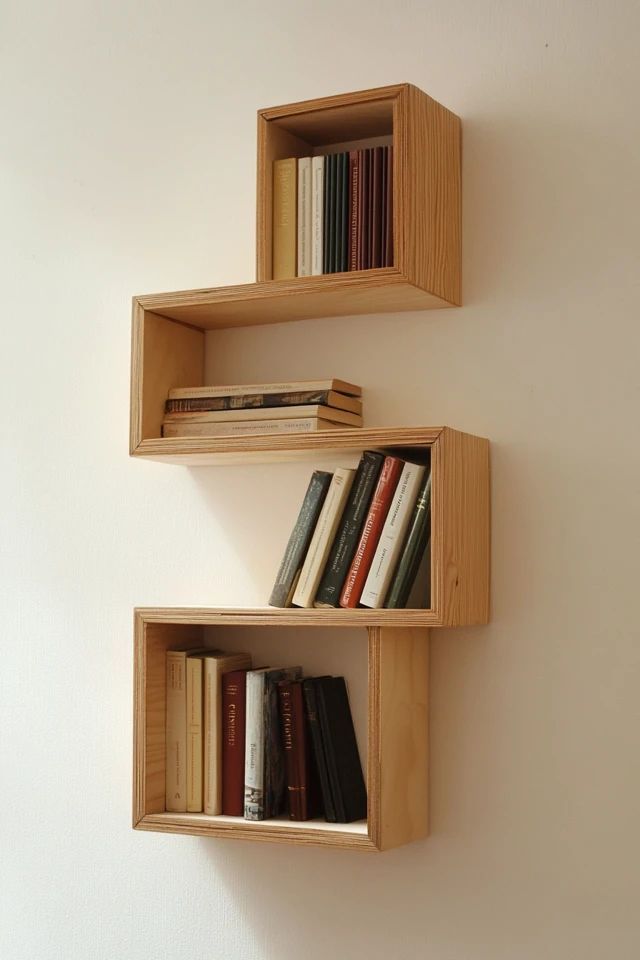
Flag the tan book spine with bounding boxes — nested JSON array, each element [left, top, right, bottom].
[[297, 157, 312, 277], [203, 653, 252, 815], [168, 379, 362, 400], [165, 651, 187, 812], [186, 656, 203, 812], [163, 404, 362, 427], [273, 158, 297, 280], [162, 417, 344, 438]]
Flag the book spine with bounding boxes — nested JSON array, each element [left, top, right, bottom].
[[339, 456, 404, 608], [385, 145, 393, 266], [278, 681, 316, 821], [292, 467, 356, 608], [337, 152, 348, 272], [380, 146, 387, 269], [272, 158, 297, 280], [165, 651, 187, 813], [315, 677, 367, 823], [165, 390, 362, 415], [203, 658, 221, 815], [302, 679, 337, 822], [297, 157, 312, 277], [168, 379, 362, 400], [244, 671, 266, 819], [385, 472, 432, 609], [349, 150, 360, 270], [222, 671, 247, 816], [314, 451, 385, 607], [163, 404, 362, 427], [264, 666, 302, 818], [371, 146, 383, 268], [186, 656, 203, 812], [360, 462, 427, 609], [357, 149, 365, 269], [268, 471, 333, 607], [311, 156, 324, 276], [162, 418, 340, 439], [323, 154, 333, 273]]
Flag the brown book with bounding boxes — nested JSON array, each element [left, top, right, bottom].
[[372, 147, 383, 268], [277, 679, 320, 821], [349, 150, 360, 271], [272, 158, 297, 279], [222, 670, 249, 816], [356, 149, 365, 270], [367, 147, 374, 268], [339, 455, 404, 608], [385, 146, 393, 267]]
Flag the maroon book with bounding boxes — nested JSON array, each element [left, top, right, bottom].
[[371, 146, 383, 268], [385, 146, 393, 267], [349, 150, 360, 271], [359, 148, 370, 270], [277, 679, 321, 821], [221, 670, 248, 816], [339, 455, 404, 608]]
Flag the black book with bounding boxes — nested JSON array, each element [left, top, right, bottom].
[[380, 146, 388, 268], [322, 154, 333, 274], [314, 450, 385, 607], [384, 470, 432, 608], [339, 152, 350, 272], [269, 471, 332, 607], [361, 148, 370, 270], [302, 677, 337, 822], [333, 153, 344, 274], [315, 676, 367, 823]]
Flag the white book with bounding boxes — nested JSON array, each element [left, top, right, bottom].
[[168, 379, 362, 400], [292, 467, 356, 607], [360, 462, 427, 609], [163, 404, 362, 427], [244, 668, 268, 820], [162, 417, 345, 438], [203, 652, 252, 815], [186, 655, 203, 812], [297, 157, 312, 277], [311, 156, 324, 275]]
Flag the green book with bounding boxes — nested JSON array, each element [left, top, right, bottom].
[[384, 471, 432, 609]]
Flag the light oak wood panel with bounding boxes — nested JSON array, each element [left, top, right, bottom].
[[259, 84, 399, 143]]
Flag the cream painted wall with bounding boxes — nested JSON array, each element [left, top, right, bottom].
[[2, 1, 640, 957]]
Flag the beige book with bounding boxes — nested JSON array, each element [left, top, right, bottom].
[[165, 651, 188, 812], [297, 157, 312, 277], [273, 157, 297, 279], [292, 467, 356, 608], [163, 404, 362, 427], [203, 652, 252, 815], [186, 656, 204, 812], [168, 379, 362, 400], [162, 417, 346, 438]]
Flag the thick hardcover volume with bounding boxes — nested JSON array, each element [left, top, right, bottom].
[[221, 670, 248, 816], [168, 379, 362, 400], [314, 451, 385, 607], [186, 655, 204, 812], [349, 150, 360, 270], [315, 677, 367, 823], [292, 467, 356, 608], [385, 146, 393, 267], [166, 390, 362, 415], [311, 156, 324, 275], [339, 455, 404, 608], [339, 152, 350, 272], [297, 157, 312, 277], [323, 154, 334, 273], [163, 404, 362, 427], [356, 148, 367, 269], [385, 471, 432, 608], [360, 461, 427, 608], [277, 680, 320, 821], [264, 667, 302, 818], [268, 470, 332, 607], [371, 147, 383, 268], [302, 678, 337, 822], [162, 418, 345, 439], [165, 651, 187, 812], [272, 158, 297, 280], [203, 652, 252, 815], [334, 153, 343, 273]]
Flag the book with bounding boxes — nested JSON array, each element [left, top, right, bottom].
[[203, 651, 252, 815], [314, 450, 385, 607], [349, 150, 360, 271], [297, 157, 312, 277], [163, 404, 362, 428], [277, 680, 320, 821], [339, 455, 404, 608], [315, 676, 367, 823], [372, 146, 383, 268], [302, 678, 337, 822], [272, 158, 297, 280], [384, 471, 432, 608], [323, 153, 334, 273], [268, 470, 333, 607], [168, 379, 362, 400], [165, 650, 188, 812], [359, 461, 427, 608], [385, 146, 393, 266], [162, 418, 349, 439], [311, 155, 324, 275], [264, 666, 302, 818], [380, 146, 387, 270], [291, 467, 356, 608], [336, 152, 348, 272], [356, 148, 366, 270], [165, 389, 362, 415], [222, 669, 249, 816], [186, 654, 204, 812]]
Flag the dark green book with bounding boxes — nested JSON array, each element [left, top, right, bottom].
[[384, 471, 432, 608], [322, 154, 332, 273], [269, 471, 332, 607], [315, 676, 367, 823], [302, 678, 337, 823]]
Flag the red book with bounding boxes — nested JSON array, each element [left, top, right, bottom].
[[371, 146, 383, 268], [277, 679, 320, 820], [221, 670, 248, 816], [339, 455, 404, 608], [349, 150, 360, 271]]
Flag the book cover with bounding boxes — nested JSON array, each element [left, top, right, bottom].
[[372, 146, 383, 268], [168, 379, 362, 400], [339, 455, 404, 608], [315, 676, 367, 823], [163, 404, 362, 427], [357, 148, 366, 270], [385, 471, 432, 609], [264, 666, 302, 819], [385, 145, 393, 266], [380, 146, 388, 269], [203, 651, 252, 815], [268, 470, 333, 607], [360, 461, 427, 608], [291, 467, 356, 608], [162, 418, 346, 439], [333, 152, 343, 274], [302, 678, 337, 822], [314, 451, 385, 607], [311, 155, 324, 275], [272, 158, 297, 280], [165, 390, 362, 416], [339, 152, 350, 272], [278, 680, 321, 821], [297, 157, 312, 277], [165, 650, 187, 812], [349, 149, 360, 271], [186, 654, 204, 812], [323, 153, 334, 274], [221, 669, 250, 816]]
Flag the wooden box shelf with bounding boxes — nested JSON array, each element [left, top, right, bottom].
[[133, 607, 429, 852]]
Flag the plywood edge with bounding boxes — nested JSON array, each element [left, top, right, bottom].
[[132, 609, 146, 826], [129, 299, 145, 453], [134, 606, 442, 628], [258, 84, 409, 122]]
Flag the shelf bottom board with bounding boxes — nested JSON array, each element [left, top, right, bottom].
[[137, 812, 371, 848]]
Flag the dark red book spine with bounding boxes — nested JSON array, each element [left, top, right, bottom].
[[222, 670, 247, 816], [371, 146, 383, 268], [278, 680, 319, 820], [385, 146, 393, 267], [349, 150, 360, 271], [339, 455, 404, 608]]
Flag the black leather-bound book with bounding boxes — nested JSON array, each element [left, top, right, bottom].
[[315, 676, 367, 823], [302, 677, 337, 822], [323, 154, 333, 274]]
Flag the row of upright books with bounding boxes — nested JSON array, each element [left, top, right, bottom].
[[273, 145, 393, 279], [165, 649, 366, 823], [161, 378, 363, 438], [269, 450, 432, 609]]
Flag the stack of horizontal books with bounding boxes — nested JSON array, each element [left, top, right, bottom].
[[273, 145, 393, 279], [161, 378, 363, 438], [166, 648, 365, 824], [269, 450, 432, 609]]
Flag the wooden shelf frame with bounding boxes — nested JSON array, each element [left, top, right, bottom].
[[133, 608, 429, 852]]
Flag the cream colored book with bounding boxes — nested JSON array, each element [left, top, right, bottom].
[[292, 467, 356, 608], [203, 652, 252, 816], [311, 156, 324, 275], [168, 379, 362, 400], [162, 417, 346, 438], [186, 655, 204, 812], [297, 157, 312, 276], [163, 404, 362, 427], [165, 650, 188, 812], [273, 157, 297, 279]]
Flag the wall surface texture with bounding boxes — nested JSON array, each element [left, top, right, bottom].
[[2, 1, 640, 958]]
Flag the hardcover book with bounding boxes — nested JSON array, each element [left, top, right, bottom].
[[302, 677, 337, 822], [163, 404, 362, 427], [384, 471, 432, 609], [315, 676, 367, 823], [272, 157, 297, 280], [168, 379, 362, 400], [162, 418, 346, 438], [165, 390, 362, 415], [222, 669, 249, 816], [186, 655, 204, 812], [349, 149, 360, 271], [203, 651, 252, 815], [277, 679, 321, 821], [311, 155, 324, 275], [165, 650, 188, 813], [297, 157, 312, 277]]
